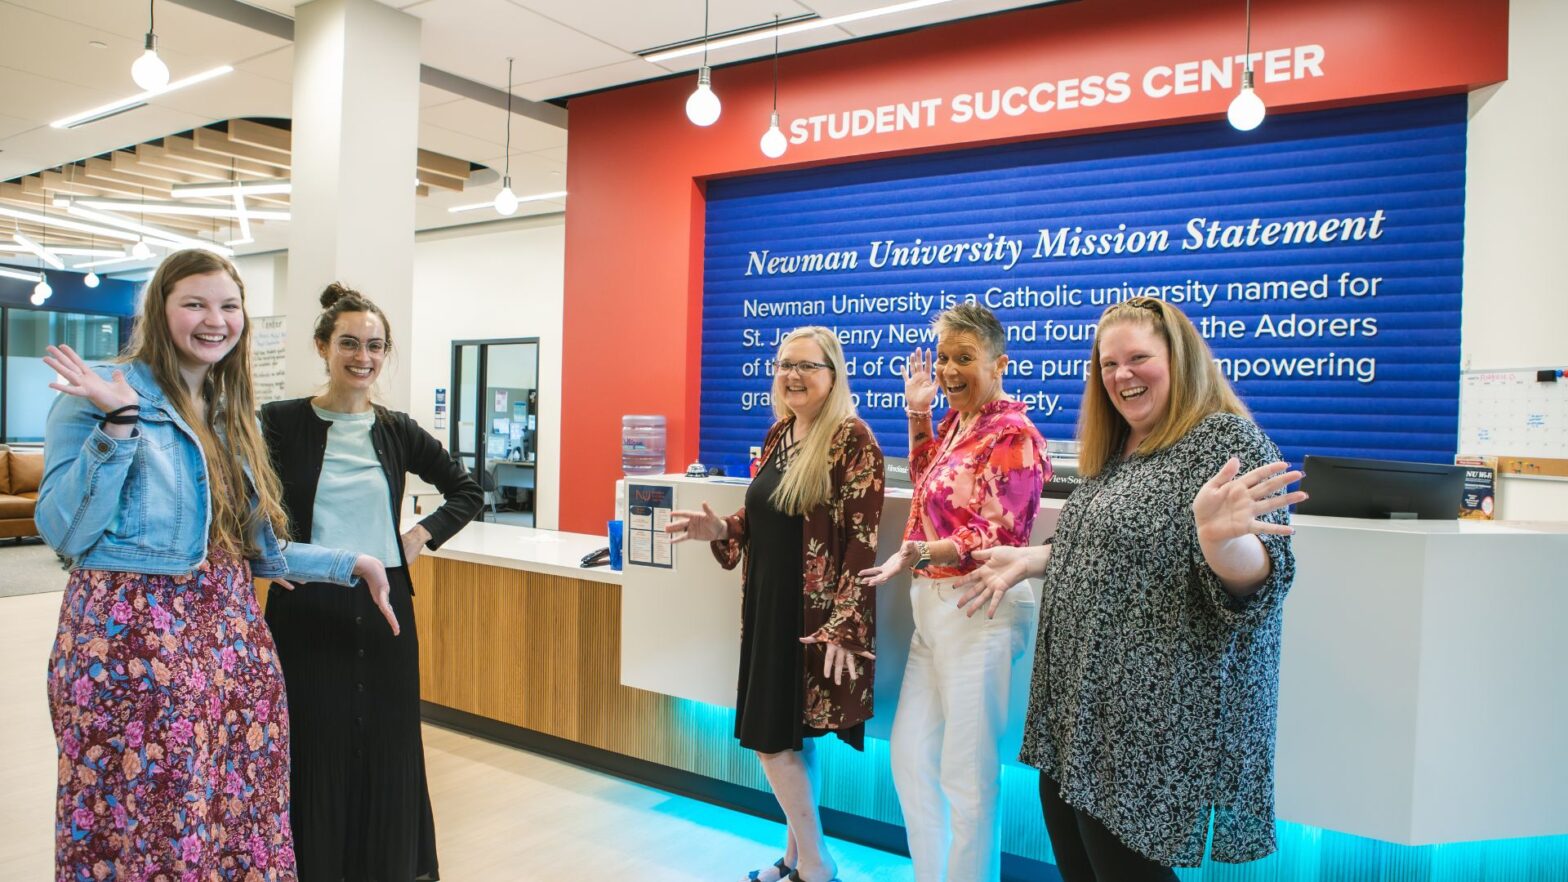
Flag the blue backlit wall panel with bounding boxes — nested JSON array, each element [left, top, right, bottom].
[[701, 97, 1465, 470]]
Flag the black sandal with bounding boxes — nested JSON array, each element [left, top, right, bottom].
[[748, 858, 791, 881]]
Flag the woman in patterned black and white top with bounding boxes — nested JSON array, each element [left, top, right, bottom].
[[958, 297, 1306, 880]]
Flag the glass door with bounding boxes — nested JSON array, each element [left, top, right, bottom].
[[450, 338, 540, 527]]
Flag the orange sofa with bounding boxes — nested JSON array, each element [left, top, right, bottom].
[[0, 445, 44, 540]]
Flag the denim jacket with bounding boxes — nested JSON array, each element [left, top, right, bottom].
[[38, 360, 357, 584]]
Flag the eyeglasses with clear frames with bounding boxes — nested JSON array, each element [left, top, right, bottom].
[[335, 336, 389, 356], [773, 360, 834, 376]]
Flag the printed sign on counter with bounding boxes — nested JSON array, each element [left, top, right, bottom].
[[626, 483, 675, 569], [1455, 454, 1497, 520]]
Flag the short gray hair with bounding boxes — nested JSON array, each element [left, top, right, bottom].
[[933, 302, 1006, 358]]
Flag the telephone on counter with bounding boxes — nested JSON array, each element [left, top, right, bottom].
[[579, 547, 610, 568]]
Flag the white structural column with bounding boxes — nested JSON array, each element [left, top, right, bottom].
[[284, 0, 420, 410]]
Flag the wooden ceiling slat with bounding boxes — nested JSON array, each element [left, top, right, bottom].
[[134, 145, 232, 181], [165, 136, 283, 177], [80, 160, 175, 199], [416, 169, 465, 192], [417, 149, 470, 182], [192, 129, 292, 171], [228, 120, 291, 155]]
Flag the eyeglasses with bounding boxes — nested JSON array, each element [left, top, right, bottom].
[[335, 336, 388, 356], [774, 360, 834, 376]]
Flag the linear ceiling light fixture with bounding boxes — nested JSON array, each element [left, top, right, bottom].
[[74, 255, 140, 270], [0, 205, 142, 244], [448, 190, 566, 215], [172, 179, 292, 198], [69, 196, 289, 222], [646, 0, 971, 64], [52, 65, 234, 129], [64, 204, 229, 256], [1227, 0, 1265, 131], [684, 0, 721, 126], [12, 232, 65, 270], [0, 245, 125, 258], [760, 16, 786, 158], [0, 267, 46, 283], [132, 0, 170, 90]]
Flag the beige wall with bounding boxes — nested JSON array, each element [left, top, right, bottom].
[[1463, 0, 1568, 520]]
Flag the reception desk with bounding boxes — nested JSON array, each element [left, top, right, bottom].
[[409, 480, 1568, 876]]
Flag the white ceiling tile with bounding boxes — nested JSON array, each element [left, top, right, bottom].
[[142, 72, 293, 124], [421, 100, 567, 153], [0, 113, 38, 141], [420, 83, 464, 108], [514, 59, 666, 103], [0, 106, 212, 175], [237, 46, 296, 85], [511, 0, 816, 54], [808, 0, 1047, 38], [408, 0, 632, 89], [418, 121, 506, 165]]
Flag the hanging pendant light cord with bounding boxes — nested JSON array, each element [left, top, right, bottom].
[[702, 0, 710, 67], [772, 15, 780, 111], [149, 0, 156, 33], [1244, 0, 1252, 73], [504, 57, 513, 180]]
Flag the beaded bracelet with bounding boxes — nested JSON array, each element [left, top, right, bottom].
[[905, 409, 932, 418]]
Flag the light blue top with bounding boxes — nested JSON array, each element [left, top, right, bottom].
[[311, 405, 400, 566], [38, 361, 357, 584]]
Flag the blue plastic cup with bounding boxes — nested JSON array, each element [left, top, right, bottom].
[[607, 519, 624, 571]]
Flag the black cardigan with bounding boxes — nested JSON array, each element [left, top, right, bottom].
[[260, 397, 483, 573]]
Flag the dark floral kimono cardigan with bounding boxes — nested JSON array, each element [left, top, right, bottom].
[[712, 415, 886, 731]]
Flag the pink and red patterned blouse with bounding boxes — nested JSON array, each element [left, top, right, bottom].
[[904, 398, 1050, 579]]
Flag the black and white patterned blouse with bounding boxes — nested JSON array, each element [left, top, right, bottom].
[[1019, 412, 1296, 867]]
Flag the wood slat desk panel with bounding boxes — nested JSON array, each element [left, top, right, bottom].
[[409, 555, 674, 758]]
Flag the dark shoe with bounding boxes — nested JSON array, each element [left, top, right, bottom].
[[788, 871, 841, 882], [747, 858, 791, 881]]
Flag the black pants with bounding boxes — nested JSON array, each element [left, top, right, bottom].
[[1039, 773, 1177, 882]]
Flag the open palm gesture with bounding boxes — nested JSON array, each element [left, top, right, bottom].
[[903, 348, 937, 413], [1193, 458, 1306, 544], [43, 344, 137, 413]]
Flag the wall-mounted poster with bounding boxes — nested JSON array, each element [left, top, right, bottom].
[[251, 316, 286, 406]]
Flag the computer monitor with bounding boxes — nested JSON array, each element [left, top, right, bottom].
[[1295, 455, 1465, 520]]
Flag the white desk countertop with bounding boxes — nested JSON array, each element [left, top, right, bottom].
[[419, 521, 621, 585]]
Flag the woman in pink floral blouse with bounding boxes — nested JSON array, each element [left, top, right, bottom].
[[862, 302, 1049, 882], [668, 326, 884, 882]]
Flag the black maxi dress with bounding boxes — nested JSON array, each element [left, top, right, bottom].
[[261, 399, 483, 882], [734, 446, 864, 753]]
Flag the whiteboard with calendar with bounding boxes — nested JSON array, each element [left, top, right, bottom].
[[1459, 369, 1568, 458]]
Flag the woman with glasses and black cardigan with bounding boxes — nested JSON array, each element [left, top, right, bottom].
[[261, 284, 482, 882], [667, 326, 884, 882]]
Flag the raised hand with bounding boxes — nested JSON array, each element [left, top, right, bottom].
[[665, 502, 726, 543], [859, 540, 916, 587], [43, 344, 137, 413], [953, 545, 1048, 618], [1193, 458, 1306, 545], [800, 631, 876, 685], [903, 348, 937, 413], [353, 554, 401, 636]]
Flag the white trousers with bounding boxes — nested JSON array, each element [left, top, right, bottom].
[[890, 576, 1036, 882]]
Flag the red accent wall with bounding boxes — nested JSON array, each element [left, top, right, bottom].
[[559, 0, 1507, 533]]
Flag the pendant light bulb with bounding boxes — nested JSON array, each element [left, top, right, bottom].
[[494, 177, 519, 216], [33, 274, 52, 301], [1227, 70, 1265, 131], [760, 112, 787, 158], [132, 33, 169, 91], [85, 270, 101, 288], [131, 238, 152, 260], [686, 67, 721, 127]]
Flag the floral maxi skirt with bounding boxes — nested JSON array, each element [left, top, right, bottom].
[[47, 549, 298, 882]]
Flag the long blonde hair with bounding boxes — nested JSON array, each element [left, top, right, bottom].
[[770, 326, 857, 515], [1077, 297, 1249, 477], [122, 249, 288, 555]]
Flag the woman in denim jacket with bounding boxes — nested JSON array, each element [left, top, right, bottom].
[[38, 249, 396, 882]]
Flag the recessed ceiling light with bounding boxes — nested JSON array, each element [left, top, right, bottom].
[[88, 40, 108, 49]]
